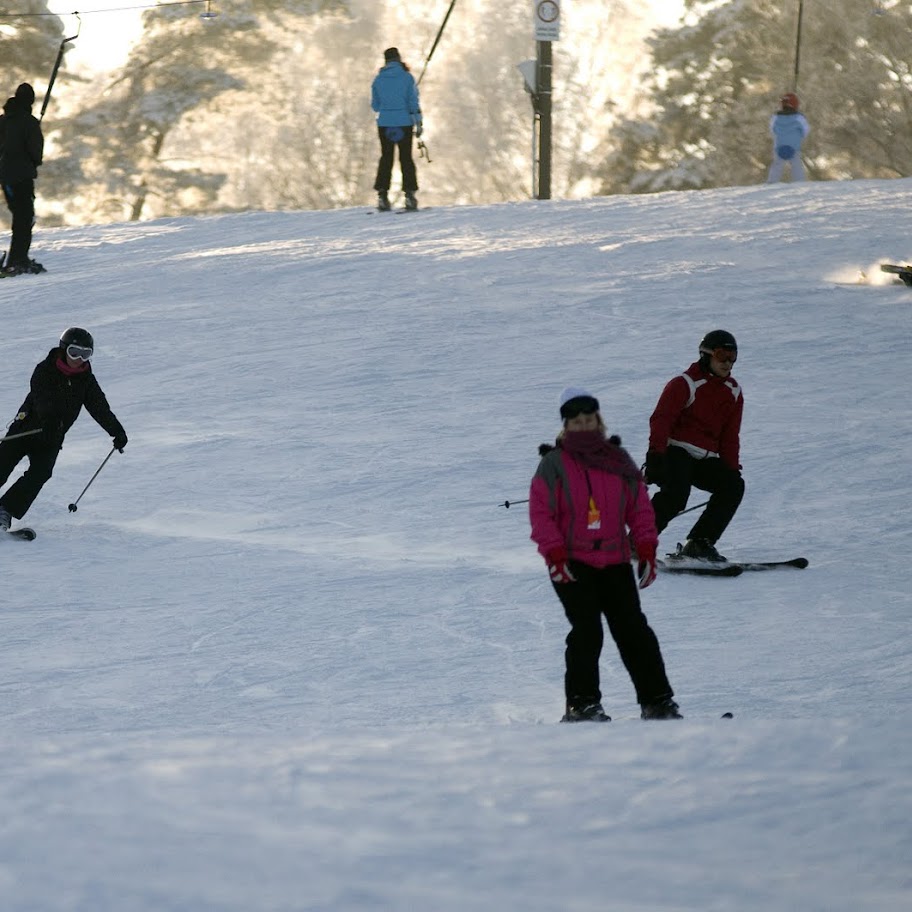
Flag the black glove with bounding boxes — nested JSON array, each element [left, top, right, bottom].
[[113, 432, 128, 453], [644, 450, 667, 486], [416, 123, 423, 138]]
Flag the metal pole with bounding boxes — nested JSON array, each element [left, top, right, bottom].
[[67, 446, 116, 512], [792, 0, 804, 92], [417, 0, 459, 87], [0, 428, 44, 443], [40, 16, 80, 122], [536, 40, 552, 199]]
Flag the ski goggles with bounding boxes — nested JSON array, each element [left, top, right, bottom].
[[708, 347, 737, 364], [560, 395, 600, 420], [66, 344, 93, 362]]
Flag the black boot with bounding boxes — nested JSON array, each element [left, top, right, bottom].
[[561, 702, 611, 723], [640, 697, 683, 720], [377, 191, 391, 212]]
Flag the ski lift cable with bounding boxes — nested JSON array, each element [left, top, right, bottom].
[[0, 0, 206, 18]]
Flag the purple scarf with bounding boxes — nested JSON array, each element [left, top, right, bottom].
[[560, 430, 642, 481]]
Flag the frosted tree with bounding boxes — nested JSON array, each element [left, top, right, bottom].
[[0, 0, 66, 99], [596, 0, 912, 193], [49, 2, 351, 222], [122, 0, 657, 212]]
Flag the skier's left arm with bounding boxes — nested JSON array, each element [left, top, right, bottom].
[[798, 114, 810, 138], [626, 480, 659, 588], [625, 480, 658, 553], [28, 119, 44, 169], [370, 77, 381, 114], [84, 376, 128, 451], [718, 391, 744, 471]]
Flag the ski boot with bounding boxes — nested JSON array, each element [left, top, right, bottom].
[[640, 697, 683, 720], [561, 702, 611, 723], [377, 191, 391, 212], [679, 538, 727, 562]]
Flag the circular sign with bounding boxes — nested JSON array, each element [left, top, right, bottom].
[[537, 1, 559, 24]]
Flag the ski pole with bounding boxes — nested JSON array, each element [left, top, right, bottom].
[[67, 446, 116, 512], [499, 497, 708, 515], [675, 500, 709, 517], [0, 428, 43, 443]]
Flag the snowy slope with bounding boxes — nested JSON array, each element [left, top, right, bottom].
[[1, 180, 910, 911]]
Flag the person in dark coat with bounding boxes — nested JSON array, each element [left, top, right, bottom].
[[0, 83, 45, 275], [0, 328, 128, 533], [370, 48, 422, 211]]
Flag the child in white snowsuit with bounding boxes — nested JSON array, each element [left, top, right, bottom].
[[767, 93, 810, 183]]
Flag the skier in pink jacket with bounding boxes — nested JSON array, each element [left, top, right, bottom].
[[529, 387, 681, 722]]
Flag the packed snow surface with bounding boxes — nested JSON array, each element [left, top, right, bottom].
[[1, 179, 910, 910]]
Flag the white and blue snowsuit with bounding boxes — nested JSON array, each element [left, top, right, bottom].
[[371, 62, 422, 193], [767, 110, 810, 183]]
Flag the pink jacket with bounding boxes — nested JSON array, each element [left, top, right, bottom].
[[529, 447, 658, 568]]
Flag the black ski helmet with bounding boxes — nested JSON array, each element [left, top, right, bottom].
[[699, 329, 737, 359], [60, 327, 94, 352]]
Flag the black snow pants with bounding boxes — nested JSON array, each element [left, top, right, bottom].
[[650, 445, 745, 543], [553, 561, 673, 709], [3, 179, 36, 268], [0, 431, 60, 518], [373, 126, 418, 193]]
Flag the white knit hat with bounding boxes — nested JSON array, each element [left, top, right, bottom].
[[559, 387, 600, 419], [559, 386, 595, 408]]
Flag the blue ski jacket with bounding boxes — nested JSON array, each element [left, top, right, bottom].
[[769, 111, 809, 160], [371, 62, 422, 128]]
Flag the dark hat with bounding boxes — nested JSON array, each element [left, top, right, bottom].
[[559, 386, 600, 420], [384, 47, 401, 62], [15, 83, 35, 105]]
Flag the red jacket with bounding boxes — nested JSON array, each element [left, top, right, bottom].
[[648, 362, 743, 470], [529, 447, 657, 568]]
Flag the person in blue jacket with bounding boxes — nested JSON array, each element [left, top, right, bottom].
[[767, 92, 810, 183], [371, 47, 422, 211]]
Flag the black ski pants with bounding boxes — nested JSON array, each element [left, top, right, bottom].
[[553, 561, 673, 708], [3, 179, 36, 268], [373, 126, 418, 193], [651, 446, 744, 543], [0, 432, 60, 519]]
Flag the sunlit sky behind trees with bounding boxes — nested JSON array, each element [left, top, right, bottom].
[[2, 0, 910, 224]]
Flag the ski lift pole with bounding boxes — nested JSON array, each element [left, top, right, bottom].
[[416, 0, 459, 87], [792, 0, 804, 93], [40, 14, 81, 122]]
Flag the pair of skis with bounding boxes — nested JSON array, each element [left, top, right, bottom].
[[658, 551, 808, 577]]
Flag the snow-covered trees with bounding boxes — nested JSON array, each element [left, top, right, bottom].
[[0, 1, 66, 107], [48, 2, 350, 222], [596, 0, 912, 192]]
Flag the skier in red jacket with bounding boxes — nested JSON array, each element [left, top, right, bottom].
[[645, 330, 744, 562]]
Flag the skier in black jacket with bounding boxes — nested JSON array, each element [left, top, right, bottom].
[[0, 328, 128, 533], [0, 83, 45, 275]]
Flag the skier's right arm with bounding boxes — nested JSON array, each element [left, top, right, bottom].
[[648, 375, 690, 454], [529, 467, 566, 561]]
